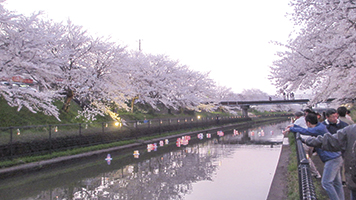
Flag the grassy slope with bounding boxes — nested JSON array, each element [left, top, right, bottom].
[[0, 98, 111, 127]]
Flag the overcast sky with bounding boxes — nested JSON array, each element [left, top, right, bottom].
[[4, 0, 294, 95]]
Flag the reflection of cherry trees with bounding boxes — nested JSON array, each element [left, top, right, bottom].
[[53, 141, 233, 200]]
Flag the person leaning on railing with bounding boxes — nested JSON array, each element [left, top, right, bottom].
[[284, 113, 345, 200], [300, 124, 356, 200]]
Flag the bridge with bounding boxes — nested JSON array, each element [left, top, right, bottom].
[[220, 98, 336, 117]]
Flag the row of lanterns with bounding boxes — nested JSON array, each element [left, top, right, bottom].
[[105, 127, 273, 165], [130, 129, 231, 159]]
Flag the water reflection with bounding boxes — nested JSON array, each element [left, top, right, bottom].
[[0, 121, 289, 200]]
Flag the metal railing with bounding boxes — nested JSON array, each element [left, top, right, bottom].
[[294, 132, 317, 200], [0, 115, 251, 160]]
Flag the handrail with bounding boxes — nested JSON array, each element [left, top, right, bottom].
[[294, 132, 317, 200]]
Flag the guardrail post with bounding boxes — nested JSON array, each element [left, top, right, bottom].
[[9, 127, 13, 159], [159, 119, 162, 134], [79, 123, 82, 147], [102, 122, 105, 134], [79, 123, 82, 136], [49, 125, 52, 154]]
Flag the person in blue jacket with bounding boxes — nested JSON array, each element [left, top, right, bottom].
[[284, 113, 344, 200]]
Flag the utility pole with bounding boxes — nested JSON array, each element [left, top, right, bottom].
[[139, 39, 141, 51]]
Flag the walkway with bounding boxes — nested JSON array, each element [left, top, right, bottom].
[[267, 136, 351, 200]]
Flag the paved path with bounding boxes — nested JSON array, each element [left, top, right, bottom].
[[267, 136, 351, 200]]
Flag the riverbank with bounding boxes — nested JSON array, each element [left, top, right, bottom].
[[267, 136, 351, 200]]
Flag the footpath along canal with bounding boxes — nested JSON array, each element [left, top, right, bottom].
[[0, 118, 290, 200]]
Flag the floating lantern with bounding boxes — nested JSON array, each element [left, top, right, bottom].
[[182, 139, 189, 146], [176, 138, 181, 147], [197, 133, 204, 140], [147, 144, 153, 152], [217, 131, 224, 137], [233, 129, 238, 136], [105, 154, 112, 165], [133, 150, 140, 158]]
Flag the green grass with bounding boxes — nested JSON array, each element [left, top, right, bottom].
[[0, 98, 112, 127], [287, 133, 300, 200], [286, 133, 328, 200]]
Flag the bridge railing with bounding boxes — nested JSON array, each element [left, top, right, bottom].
[[294, 132, 317, 200]]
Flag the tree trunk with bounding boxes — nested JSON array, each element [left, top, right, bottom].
[[131, 96, 138, 113], [62, 89, 74, 112]]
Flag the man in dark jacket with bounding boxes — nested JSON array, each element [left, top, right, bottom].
[[323, 108, 349, 186], [302, 124, 356, 200], [323, 108, 348, 134], [285, 113, 344, 200]]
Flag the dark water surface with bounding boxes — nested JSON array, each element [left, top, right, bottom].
[[0, 121, 289, 200]]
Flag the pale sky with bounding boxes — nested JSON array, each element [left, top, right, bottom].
[[4, 0, 294, 95]]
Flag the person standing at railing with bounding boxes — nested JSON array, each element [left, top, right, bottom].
[[300, 124, 356, 200], [284, 113, 344, 200], [323, 108, 349, 134], [337, 107, 354, 125], [292, 111, 322, 179], [324, 108, 350, 187]]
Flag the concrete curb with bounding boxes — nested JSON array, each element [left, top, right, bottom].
[[267, 137, 290, 200]]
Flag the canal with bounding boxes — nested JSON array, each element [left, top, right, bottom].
[[0, 121, 289, 200]]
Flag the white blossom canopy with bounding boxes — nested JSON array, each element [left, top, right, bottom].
[[270, 0, 356, 103]]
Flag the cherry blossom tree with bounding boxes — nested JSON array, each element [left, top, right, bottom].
[[270, 0, 356, 103], [126, 51, 217, 113], [0, 1, 235, 121], [0, 7, 64, 119]]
